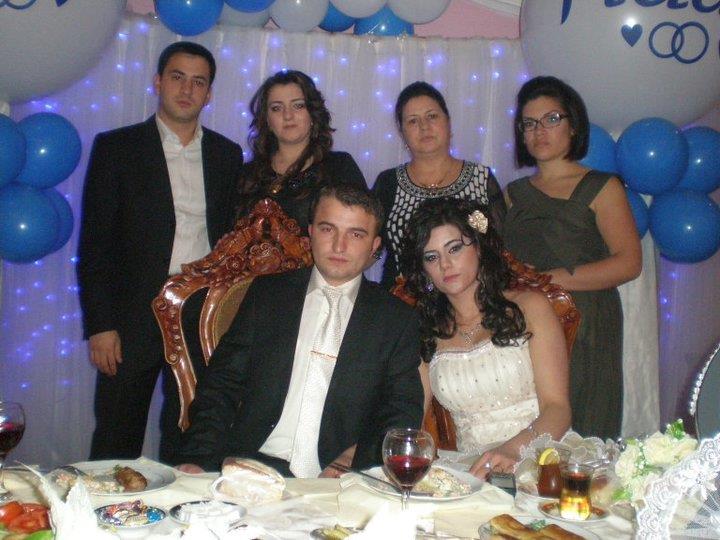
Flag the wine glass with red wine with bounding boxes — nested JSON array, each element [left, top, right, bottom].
[[382, 427, 435, 510], [0, 402, 25, 502]]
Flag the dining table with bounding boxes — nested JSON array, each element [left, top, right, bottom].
[[2, 457, 635, 539]]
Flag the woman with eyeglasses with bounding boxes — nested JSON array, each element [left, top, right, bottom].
[[236, 70, 366, 233], [372, 81, 506, 290], [503, 76, 641, 440]]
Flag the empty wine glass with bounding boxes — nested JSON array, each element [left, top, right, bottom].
[[0, 402, 25, 502], [382, 427, 435, 510]]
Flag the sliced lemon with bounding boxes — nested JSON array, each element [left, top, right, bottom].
[[537, 448, 560, 466]]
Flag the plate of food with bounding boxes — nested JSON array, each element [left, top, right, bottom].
[[169, 499, 246, 526], [478, 514, 600, 540], [538, 501, 608, 523], [95, 499, 166, 534], [359, 464, 482, 501], [51, 460, 176, 495]]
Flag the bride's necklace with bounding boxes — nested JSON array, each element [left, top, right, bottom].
[[457, 319, 484, 344]]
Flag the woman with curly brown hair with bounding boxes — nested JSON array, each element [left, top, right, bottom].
[[401, 198, 570, 478], [236, 70, 366, 232]]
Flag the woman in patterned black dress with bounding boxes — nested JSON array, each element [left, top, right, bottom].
[[236, 70, 366, 233], [373, 81, 506, 289]]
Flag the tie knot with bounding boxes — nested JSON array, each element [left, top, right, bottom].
[[322, 286, 342, 308]]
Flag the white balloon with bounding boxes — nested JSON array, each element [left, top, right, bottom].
[[387, 0, 449, 25], [0, 0, 125, 104], [332, 0, 386, 19], [220, 4, 271, 27], [270, 0, 329, 32], [521, 0, 720, 134]]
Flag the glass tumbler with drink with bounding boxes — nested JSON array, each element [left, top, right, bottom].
[[536, 447, 569, 498], [559, 463, 593, 520], [382, 427, 435, 510], [0, 401, 25, 502]]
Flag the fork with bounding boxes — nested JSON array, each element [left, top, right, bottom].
[[57, 464, 90, 478], [328, 462, 400, 492]]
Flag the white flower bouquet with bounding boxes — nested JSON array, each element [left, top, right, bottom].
[[614, 420, 698, 507]]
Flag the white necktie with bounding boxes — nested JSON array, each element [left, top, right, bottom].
[[289, 287, 343, 477]]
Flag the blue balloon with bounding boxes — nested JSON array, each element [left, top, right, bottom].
[[0, 115, 26, 187], [320, 2, 356, 32], [156, 0, 223, 36], [676, 127, 720, 194], [354, 6, 413, 36], [44, 188, 74, 253], [616, 118, 688, 195], [225, 0, 274, 12], [649, 190, 720, 263], [580, 124, 617, 174], [0, 183, 60, 263], [625, 189, 649, 238], [16, 113, 81, 189]]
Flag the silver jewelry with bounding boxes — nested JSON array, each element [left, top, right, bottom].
[[526, 420, 540, 439], [468, 210, 488, 234], [484, 462, 492, 469], [457, 320, 483, 344], [425, 281, 434, 292]]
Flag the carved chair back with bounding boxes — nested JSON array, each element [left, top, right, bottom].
[[153, 199, 313, 431]]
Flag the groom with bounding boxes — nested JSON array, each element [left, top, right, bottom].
[[175, 184, 423, 476]]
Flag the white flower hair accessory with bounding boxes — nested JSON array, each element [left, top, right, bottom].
[[468, 210, 488, 234]]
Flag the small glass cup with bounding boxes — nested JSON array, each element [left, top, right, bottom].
[[559, 463, 593, 520], [536, 448, 569, 498]]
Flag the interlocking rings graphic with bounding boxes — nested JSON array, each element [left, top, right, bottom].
[[0, 0, 37, 9], [649, 21, 710, 64]]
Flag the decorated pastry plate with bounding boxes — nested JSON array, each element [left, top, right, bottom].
[[52, 459, 176, 495], [95, 500, 166, 531], [478, 515, 600, 540], [539, 501, 609, 523], [359, 464, 483, 501]]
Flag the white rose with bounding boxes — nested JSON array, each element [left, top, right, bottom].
[[628, 472, 659, 504], [643, 433, 697, 467], [615, 443, 642, 482]]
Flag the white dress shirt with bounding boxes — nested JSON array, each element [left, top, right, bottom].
[[156, 117, 211, 275], [259, 267, 362, 464]]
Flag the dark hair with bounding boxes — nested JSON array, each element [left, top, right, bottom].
[[400, 198, 529, 361], [309, 183, 384, 236], [394, 81, 450, 127], [246, 70, 334, 197], [157, 41, 216, 85], [514, 76, 589, 167]]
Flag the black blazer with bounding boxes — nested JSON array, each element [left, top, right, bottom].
[[76, 116, 243, 363], [177, 267, 424, 472]]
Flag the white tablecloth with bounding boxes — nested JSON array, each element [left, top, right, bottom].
[[3, 459, 635, 539]]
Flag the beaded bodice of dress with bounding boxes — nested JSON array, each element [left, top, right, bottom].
[[429, 339, 539, 454]]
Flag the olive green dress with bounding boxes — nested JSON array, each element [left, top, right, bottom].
[[503, 171, 622, 440]]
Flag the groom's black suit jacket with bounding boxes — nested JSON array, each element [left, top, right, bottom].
[[177, 267, 424, 472]]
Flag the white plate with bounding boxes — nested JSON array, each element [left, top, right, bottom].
[[478, 515, 601, 540], [538, 501, 609, 523], [360, 465, 483, 501], [55, 460, 176, 495], [169, 499, 246, 525]]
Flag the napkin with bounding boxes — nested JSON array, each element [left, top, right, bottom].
[[347, 504, 416, 540], [22, 465, 116, 539]]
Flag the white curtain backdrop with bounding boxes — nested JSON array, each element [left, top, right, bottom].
[[0, 14, 657, 467]]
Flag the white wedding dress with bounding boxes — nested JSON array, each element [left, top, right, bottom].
[[429, 339, 539, 454]]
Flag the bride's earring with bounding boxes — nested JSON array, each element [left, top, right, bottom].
[[425, 280, 434, 292]]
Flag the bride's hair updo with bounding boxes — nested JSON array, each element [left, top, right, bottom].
[[400, 198, 529, 361]]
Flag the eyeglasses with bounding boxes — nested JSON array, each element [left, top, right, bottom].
[[518, 112, 569, 133]]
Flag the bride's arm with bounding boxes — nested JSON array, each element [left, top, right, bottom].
[[470, 291, 571, 477]]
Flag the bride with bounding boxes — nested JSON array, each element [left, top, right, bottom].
[[400, 198, 571, 477]]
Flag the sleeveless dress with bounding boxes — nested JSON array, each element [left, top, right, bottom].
[[503, 171, 623, 440], [430, 339, 539, 454]]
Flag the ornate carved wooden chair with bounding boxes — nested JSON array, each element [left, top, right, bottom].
[[394, 252, 581, 451], [153, 199, 313, 431]]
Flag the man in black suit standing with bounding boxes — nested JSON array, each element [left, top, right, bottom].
[[77, 42, 243, 462], [176, 184, 423, 476]]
